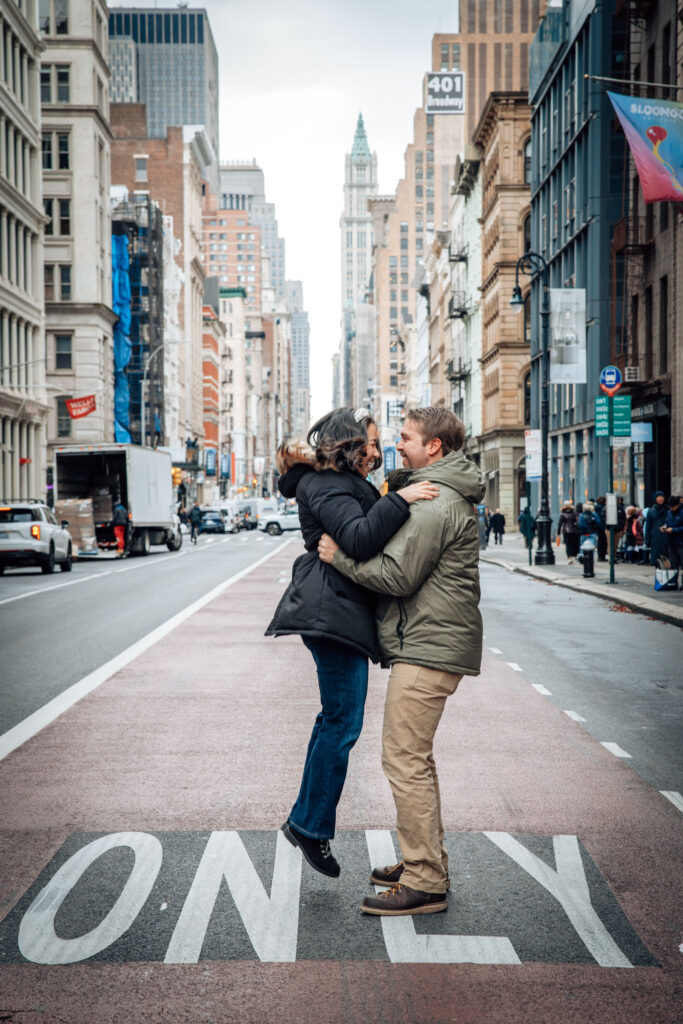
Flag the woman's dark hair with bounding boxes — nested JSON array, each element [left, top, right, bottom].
[[307, 407, 382, 474]]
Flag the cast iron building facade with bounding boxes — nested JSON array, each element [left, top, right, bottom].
[[108, 6, 219, 192], [528, 0, 626, 516]]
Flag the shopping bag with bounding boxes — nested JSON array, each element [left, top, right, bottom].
[[654, 568, 678, 591]]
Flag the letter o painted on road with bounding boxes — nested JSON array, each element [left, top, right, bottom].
[[18, 832, 163, 964]]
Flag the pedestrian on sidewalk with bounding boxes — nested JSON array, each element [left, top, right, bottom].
[[579, 500, 600, 551], [318, 407, 485, 917], [484, 506, 491, 545], [595, 497, 608, 562], [662, 495, 683, 572], [111, 501, 129, 558], [624, 506, 645, 563], [189, 502, 202, 544], [644, 491, 669, 567], [557, 499, 579, 563], [518, 505, 536, 550], [266, 408, 439, 878], [489, 508, 505, 544]]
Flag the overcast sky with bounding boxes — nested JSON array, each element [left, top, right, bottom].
[[118, 0, 461, 420]]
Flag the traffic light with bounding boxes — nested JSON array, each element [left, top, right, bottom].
[[172, 467, 182, 487]]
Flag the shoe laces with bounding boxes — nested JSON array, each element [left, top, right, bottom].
[[379, 883, 404, 898]]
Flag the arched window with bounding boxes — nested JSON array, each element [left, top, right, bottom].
[[524, 139, 532, 184]]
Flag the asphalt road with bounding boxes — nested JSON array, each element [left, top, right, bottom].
[[0, 529, 292, 734], [479, 562, 683, 795]]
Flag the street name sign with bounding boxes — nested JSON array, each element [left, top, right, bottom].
[[425, 72, 465, 114], [612, 394, 632, 436], [599, 365, 622, 396], [595, 397, 609, 436]]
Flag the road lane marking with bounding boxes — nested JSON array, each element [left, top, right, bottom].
[[506, 662, 522, 672], [365, 830, 521, 964], [532, 684, 552, 696], [563, 710, 586, 722], [600, 742, 632, 759], [489, 647, 502, 654], [0, 571, 114, 606], [660, 791, 683, 813], [0, 539, 296, 761]]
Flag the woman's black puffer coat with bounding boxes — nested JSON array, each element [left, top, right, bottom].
[[265, 463, 409, 661]]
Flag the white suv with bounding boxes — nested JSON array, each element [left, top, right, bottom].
[[0, 501, 73, 575], [257, 506, 301, 536]]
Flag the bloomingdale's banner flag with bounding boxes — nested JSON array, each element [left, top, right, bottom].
[[608, 92, 683, 203]]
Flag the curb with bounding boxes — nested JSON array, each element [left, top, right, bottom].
[[481, 554, 683, 630]]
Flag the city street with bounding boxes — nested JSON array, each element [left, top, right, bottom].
[[0, 538, 681, 1022]]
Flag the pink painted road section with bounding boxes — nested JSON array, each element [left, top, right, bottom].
[[0, 543, 681, 1022]]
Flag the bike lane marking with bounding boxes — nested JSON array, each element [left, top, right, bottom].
[[0, 539, 295, 762]]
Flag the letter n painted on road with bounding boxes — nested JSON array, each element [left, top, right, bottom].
[[164, 830, 302, 963]]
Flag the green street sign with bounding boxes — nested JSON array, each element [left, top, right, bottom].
[[595, 396, 609, 437], [612, 394, 632, 437]]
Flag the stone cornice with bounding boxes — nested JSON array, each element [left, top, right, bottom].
[[41, 105, 113, 141]]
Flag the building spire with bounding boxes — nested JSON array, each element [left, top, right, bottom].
[[351, 112, 371, 160]]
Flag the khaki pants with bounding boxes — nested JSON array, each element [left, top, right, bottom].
[[381, 662, 463, 894]]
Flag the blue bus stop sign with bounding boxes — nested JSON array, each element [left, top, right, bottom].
[[599, 365, 622, 396]]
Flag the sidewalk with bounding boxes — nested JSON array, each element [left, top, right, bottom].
[[481, 532, 683, 628]]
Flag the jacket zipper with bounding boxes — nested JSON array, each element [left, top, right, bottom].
[[396, 598, 407, 650]]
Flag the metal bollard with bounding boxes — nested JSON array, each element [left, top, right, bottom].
[[581, 538, 595, 578]]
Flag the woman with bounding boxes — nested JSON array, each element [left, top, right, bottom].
[[557, 499, 579, 563], [624, 506, 644, 563], [266, 408, 437, 877]]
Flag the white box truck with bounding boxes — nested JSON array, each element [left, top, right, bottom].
[[54, 443, 182, 555]]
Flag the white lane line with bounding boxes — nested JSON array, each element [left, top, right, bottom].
[[601, 742, 632, 759], [506, 662, 522, 672], [660, 791, 683, 813], [0, 538, 296, 762], [532, 684, 552, 696], [489, 647, 503, 654], [0, 570, 115, 606], [563, 710, 586, 722]]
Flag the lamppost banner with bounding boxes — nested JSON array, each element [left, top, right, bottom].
[[549, 289, 587, 384], [608, 92, 683, 203], [524, 429, 542, 481]]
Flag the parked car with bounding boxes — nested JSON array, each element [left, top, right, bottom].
[[235, 501, 258, 531], [257, 506, 301, 536], [0, 500, 73, 574], [199, 510, 226, 534]]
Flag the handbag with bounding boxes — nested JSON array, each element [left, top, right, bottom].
[[654, 568, 679, 591]]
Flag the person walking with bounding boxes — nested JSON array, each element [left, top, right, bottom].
[[518, 505, 536, 550], [557, 499, 580, 563], [318, 407, 484, 916], [662, 495, 683, 573], [489, 508, 505, 545], [189, 501, 202, 544], [266, 408, 438, 878], [644, 491, 669, 567], [624, 506, 644, 563], [111, 501, 129, 558]]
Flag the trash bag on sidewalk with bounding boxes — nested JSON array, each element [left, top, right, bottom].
[[654, 568, 679, 591]]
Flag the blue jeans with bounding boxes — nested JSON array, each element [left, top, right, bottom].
[[289, 637, 368, 840]]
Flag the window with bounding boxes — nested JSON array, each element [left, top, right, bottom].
[[523, 214, 531, 253], [55, 333, 72, 369], [135, 157, 148, 182], [58, 133, 69, 168], [524, 139, 532, 184], [42, 133, 53, 170], [57, 397, 72, 437], [415, 185, 423, 198], [56, 66, 70, 102], [41, 68, 51, 102], [40, 0, 68, 35], [44, 198, 54, 234], [59, 199, 70, 234], [45, 264, 54, 300], [60, 265, 71, 299]]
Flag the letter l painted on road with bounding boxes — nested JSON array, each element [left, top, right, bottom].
[[164, 830, 302, 963]]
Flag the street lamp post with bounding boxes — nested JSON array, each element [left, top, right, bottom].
[[511, 251, 555, 566]]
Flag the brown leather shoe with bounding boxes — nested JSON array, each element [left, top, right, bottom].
[[369, 861, 451, 890], [361, 883, 447, 916]]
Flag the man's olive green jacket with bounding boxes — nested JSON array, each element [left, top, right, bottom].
[[332, 450, 485, 676]]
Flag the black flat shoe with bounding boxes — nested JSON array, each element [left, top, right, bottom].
[[282, 822, 340, 877]]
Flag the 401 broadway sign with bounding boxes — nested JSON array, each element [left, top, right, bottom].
[[608, 92, 683, 203], [426, 72, 465, 114]]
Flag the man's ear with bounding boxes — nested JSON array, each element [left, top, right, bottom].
[[427, 437, 443, 457]]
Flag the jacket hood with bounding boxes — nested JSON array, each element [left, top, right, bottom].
[[278, 461, 314, 498], [387, 450, 485, 504]]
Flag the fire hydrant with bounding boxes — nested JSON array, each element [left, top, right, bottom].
[[581, 538, 595, 578]]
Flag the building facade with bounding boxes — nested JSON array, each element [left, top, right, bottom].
[[0, 0, 48, 500], [218, 162, 286, 301], [474, 92, 532, 520], [285, 280, 310, 440], [339, 114, 377, 407], [42, 0, 116, 470], [108, 6, 219, 191], [201, 188, 263, 314]]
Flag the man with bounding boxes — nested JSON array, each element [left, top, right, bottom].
[[318, 407, 484, 916], [489, 507, 505, 544], [662, 495, 683, 572], [189, 501, 202, 545], [644, 491, 669, 567], [111, 501, 129, 558]]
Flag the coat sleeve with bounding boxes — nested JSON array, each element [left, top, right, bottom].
[[331, 505, 447, 596], [306, 476, 410, 561]]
